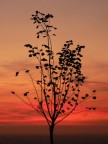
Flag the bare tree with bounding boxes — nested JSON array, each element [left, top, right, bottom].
[[12, 11, 96, 144]]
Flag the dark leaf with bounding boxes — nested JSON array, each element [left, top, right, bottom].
[[11, 91, 15, 94], [41, 52, 45, 56], [16, 71, 19, 76], [35, 52, 40, 55], [42, 44, 49, 48], [47, 81, 53, 86], [52, 71, 58, 74], [24, 44, 32, 48], [64, 67, 68, 71], [62, 110, 65, 113], [37, 80, 42, 83], [67, 107, 70, 110], [40, 49, 43, 52], [36, 66, 39, 69], [49, 14, 54, 18], [64, 44, 67, 47], [68, 101, 71, 104], [36, 25, 39, 28], [63, 99, 66, 103], [75, 94, 78, 97], [29, 54, 32, 57], [45, 67, 48, 70], [25, 70, 29, 73], [77, 58, 81, 61], [34, 47, 38, 49], [33, 20, 36, 24], [28, 50, 34, 53], [85, 94, 89, 97], [44, 63, 49, 67], [75, 84, 78, 87], [86, 107, 92, 110], [36, 11, 38, 14], [93, 107, 96, 110], [24, 92, 29, 96], [43, 36, 46, 38], [39, 101, 43, 106], [46, 25, 53, 28], [57, 52, 62, 55], [33, 53, 37, 56], [44, 75, 47, 78], [93, 90, 96, 93], [47, 95, 50, 98], [41, 58, 47, 61], [93, 96, 96, 100], [53, 77, 58, 80], [76, 102, 78, 105], [45, 14, 50, 19], [54, 27, 57, 30]]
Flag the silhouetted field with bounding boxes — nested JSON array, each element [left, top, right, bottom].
[[0, 124, 108, 144], [0, 134, 108, 144]]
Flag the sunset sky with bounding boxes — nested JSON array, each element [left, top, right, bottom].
[[0, 0, 108, 135]]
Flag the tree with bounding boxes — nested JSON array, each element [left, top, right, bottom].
[[12, 11, 96, 144]]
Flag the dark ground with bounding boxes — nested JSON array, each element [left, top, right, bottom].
[[0, 134, 108, 144], [0, 124, 108, 144]]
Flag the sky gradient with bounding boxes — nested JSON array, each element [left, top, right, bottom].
[[0, 0, 108, 135]]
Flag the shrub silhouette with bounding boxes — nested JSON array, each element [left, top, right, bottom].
[[12, 11, 96, 144]]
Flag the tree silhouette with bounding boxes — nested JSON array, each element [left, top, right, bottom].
[[12, 11, 96, 144]]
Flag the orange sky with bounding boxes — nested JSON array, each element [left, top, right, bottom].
[[0, 0, 108, 134]]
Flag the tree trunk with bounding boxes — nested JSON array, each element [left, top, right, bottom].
[[49, 124, 54, 144]]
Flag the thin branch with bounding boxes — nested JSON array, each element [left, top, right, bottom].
[[55, 109, 89, 125], [28, 72, 40, 102], [14, 93, 43, 116]]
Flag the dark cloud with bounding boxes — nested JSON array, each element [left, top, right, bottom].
[[83, 60, 108, 91], [0, 105, 37, 121], [85, 80, 108, 92], [84, 60, 108, 74], [0, 59, 39, 90], [0, 59, 37, 72]]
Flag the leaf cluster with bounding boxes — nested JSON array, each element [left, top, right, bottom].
[[12, 11, 97, 126]]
